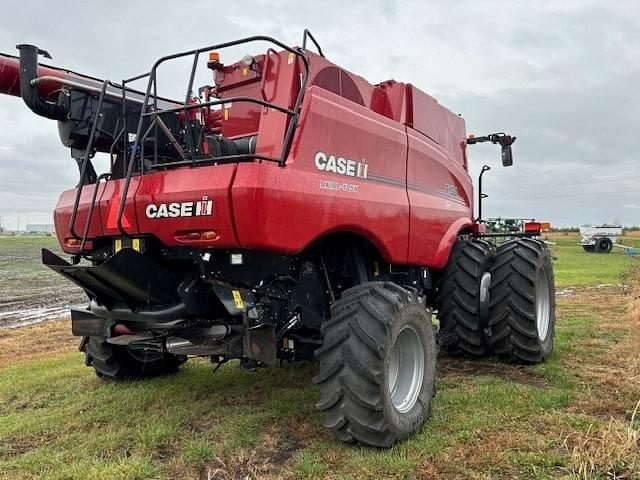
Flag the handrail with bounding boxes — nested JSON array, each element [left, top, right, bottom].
[[302, 29, 324, 57], [68, 79, 110, 241], [145, 96, 296, 117], [116, 35, 311, 238], [79, 172, 112, 253], [146, 154, 280, 170], [260, 48, 277, 101], [149, 153, 279, 170]]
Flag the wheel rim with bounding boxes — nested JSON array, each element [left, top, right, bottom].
[[535, 270, 551, 341], [388, 325, 425, 413]]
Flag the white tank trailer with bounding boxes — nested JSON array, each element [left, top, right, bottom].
[[579, 224, 622, 253]]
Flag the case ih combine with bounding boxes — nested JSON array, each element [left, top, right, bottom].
[[0, 32, 555, 447]]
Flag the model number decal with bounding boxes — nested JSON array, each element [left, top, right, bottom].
[[314, 151, 368, 179], [145, 196, 213, 219], [444, 184, 459, 197], [320, 179, 359, 193]]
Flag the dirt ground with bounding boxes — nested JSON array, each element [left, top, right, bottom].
[[0, 236, 85, 328], [0, 319, 78, 367]]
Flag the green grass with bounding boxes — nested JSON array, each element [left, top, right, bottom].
[[546, 234, 640, 286], [0, 237, 637, 478], [0, 235, 62, 290]]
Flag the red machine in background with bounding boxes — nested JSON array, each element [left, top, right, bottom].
[[0, 31, 554, 447]]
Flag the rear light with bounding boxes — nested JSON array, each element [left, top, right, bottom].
[[66, 238, 80, 247], [64, 237, 93, 250], [174, 230, 219, 242]]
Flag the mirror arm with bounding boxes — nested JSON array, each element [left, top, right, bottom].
[[467, 132, 516, 167], [467, 132, 516, 146]]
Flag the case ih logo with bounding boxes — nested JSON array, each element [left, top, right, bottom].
[[314, 151, 368, 179], [145, 196, 213, 219]]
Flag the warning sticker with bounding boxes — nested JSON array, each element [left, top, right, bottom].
[[232, 290, 244, 310]]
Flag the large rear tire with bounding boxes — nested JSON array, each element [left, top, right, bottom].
[[314, 282, 437, 447], [488, 238, 555, 363], [82, 336, 186, 381], [437, 238, 496, 357]]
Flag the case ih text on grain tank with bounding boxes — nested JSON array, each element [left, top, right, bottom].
[[0, 32, 555, 447]]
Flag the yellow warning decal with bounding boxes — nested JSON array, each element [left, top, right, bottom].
[[224, 109, 229, 121], [287, 52, 295, 64], [242, 66, 248, 76], [132, 238, 141, 252], [232, 290, 244, 310], [114, 238, 122, 253]]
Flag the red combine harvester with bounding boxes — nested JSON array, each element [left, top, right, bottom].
[[0, 32, 555, 447]]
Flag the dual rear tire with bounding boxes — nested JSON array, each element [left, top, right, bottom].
[[437, 237, 555, 363], [437, 239, 496, 356], [489, 238, 555, 362]]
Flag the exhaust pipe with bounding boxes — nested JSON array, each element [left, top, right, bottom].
[[16, 44, 68, 120]]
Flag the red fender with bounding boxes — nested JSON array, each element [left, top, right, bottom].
[[431, 217, 475, 270]]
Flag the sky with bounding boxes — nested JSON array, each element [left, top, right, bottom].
[[0, 0, 638, 230]]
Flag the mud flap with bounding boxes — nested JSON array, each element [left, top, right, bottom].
[[244, 323, 277, 366], [42, 248, 179, 309], [71, 307, 114, 337]]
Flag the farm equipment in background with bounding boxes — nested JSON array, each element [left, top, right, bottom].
[[0, 32, 556, 447], [484, 218, 551, 239], [579, 224, 622, 253]]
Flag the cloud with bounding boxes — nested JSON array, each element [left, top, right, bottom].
[[0, 0, 639, 229]]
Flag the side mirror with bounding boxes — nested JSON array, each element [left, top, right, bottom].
[[501, 145, 513, 167], [467, 132, 516, 167]]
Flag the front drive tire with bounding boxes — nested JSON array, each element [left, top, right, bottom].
[[314, 282, 437, 447], [489, 238, 556, 363], [82, 336, 186, 381]]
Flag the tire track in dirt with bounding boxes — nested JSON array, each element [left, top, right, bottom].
[[0, 286, 85, 328]]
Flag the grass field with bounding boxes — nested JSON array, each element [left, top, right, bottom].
[[1, 235, 639, 479]]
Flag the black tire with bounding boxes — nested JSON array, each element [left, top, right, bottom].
[[582, 245, 595, 253], [596, 237, 613, 253], [437, 238, 496, 357], [314, 282, 437, 447], [82, 336, 186, 381], [488, 238, 555, 363]]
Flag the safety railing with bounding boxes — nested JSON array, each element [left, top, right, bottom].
[[115, 35, 311, 238]]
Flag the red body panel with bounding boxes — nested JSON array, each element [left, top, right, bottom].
[[406, 128, 473, 269], [233, 87, 410, 263], [133, 165, 238, 247], [51, 50, 474, 269]]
